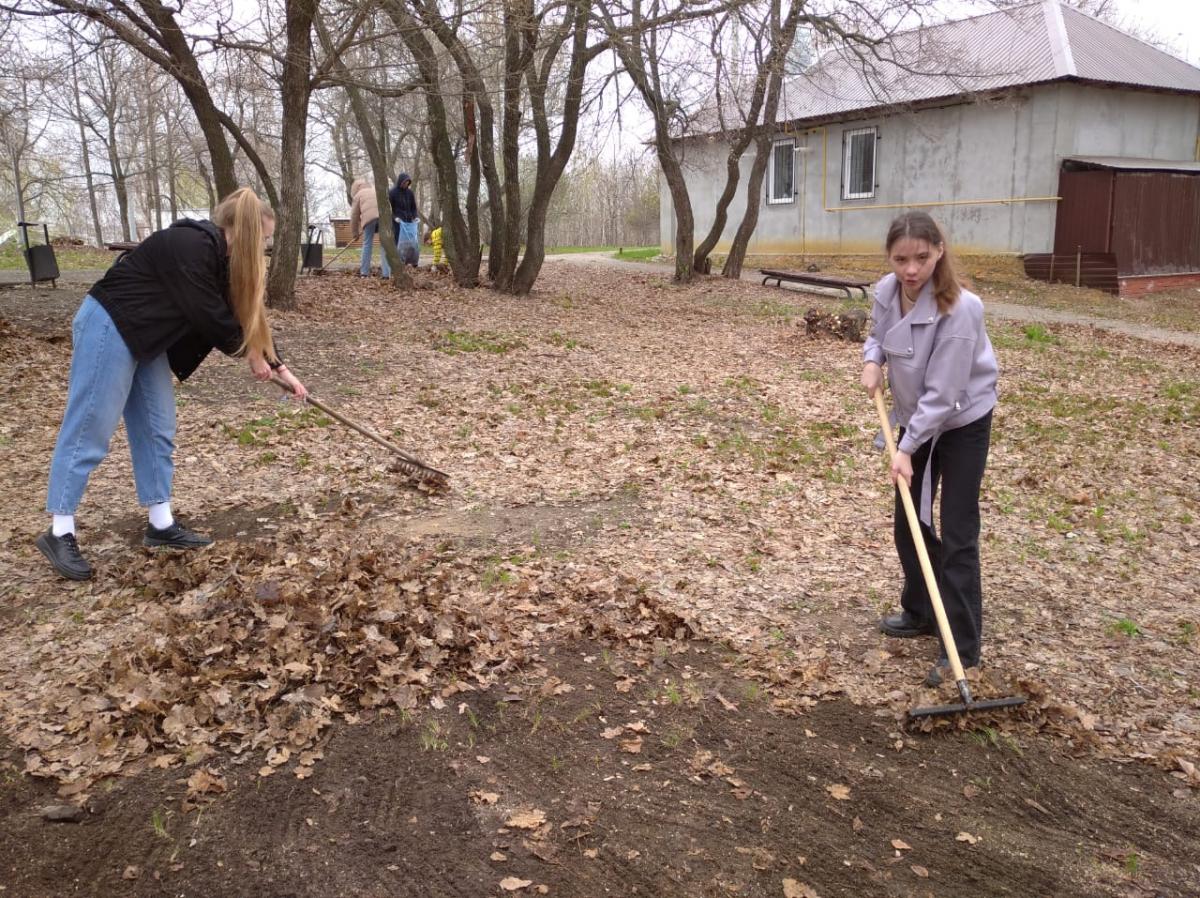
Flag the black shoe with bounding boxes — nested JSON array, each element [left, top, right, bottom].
[[879, 611, 937, 638], [143, 521, 213, 549], [35, 529, 93, 581]]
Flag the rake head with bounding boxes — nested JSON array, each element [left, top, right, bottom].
[[908, 678, 1027, 720], [908, 694, 1028, 720], [388, 457, 450, 491]]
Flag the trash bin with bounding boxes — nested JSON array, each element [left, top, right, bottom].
[[302, 224, 324, 272], [19, 221, 59, 287]]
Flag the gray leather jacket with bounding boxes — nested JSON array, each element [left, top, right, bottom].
[[863, 273, 998, 455]]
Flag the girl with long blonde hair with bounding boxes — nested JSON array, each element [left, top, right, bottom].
[[36, 187, 306, 581]]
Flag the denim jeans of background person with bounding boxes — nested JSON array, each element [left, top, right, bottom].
[[360, 218, 391, 278]]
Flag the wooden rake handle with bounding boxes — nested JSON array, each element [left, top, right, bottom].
[[872, 390, 968, 689], [270, 374, 449, 483]]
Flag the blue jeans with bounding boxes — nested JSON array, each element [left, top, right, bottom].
[[46, 296, 176, 514], [359, 219, 390, 277]]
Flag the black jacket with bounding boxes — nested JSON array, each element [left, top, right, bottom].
[[388, 173, 418, 223], [89, 220, 245, 382]]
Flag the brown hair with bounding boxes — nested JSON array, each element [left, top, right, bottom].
[[885, 211, 962, 314], [211, 187, 277, 362]]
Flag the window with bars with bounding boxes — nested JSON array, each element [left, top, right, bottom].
[[767, 139, 795, 204], [842, 127, 877, 200]]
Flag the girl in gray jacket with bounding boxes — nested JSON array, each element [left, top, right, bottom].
[[861, 211, 998, 686]]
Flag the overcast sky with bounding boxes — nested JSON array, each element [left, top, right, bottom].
[[1118, 0, 1200, 63]]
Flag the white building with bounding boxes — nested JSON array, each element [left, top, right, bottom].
[[660, 0, 1200, 292]]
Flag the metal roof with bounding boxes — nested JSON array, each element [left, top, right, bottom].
[[1064, 156, 1200, 173], [775, 0, 1200, 126]]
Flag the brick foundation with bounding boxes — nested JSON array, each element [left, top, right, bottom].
[[1118, 272, 1200, 297]]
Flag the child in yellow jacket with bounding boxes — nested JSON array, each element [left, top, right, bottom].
[[429, 227, 443, 267]]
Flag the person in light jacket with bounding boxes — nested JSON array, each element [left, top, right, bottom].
[[861, 211, 998, 686], [349, 178, 389, 278]]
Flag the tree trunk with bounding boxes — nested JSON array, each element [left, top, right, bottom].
[[314, 10, 411, 290], [8, 152, 26, 225], [267, 0, 319, 310], [409, 2, 506, 283], [512, 0, 596, 295], [495, 0, 533, 292], [723, 28, 791, 280], [106, 115, 131, 241], [165, 109, 179, 219], [657, 135, 695, 283], [384, 0, 480, 287], [147, 91, 164, 230], [70, 47, 105, 246], [697, 1, 801, 275]]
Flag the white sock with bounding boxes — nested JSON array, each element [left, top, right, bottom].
[[52, 514, 75, 537], [148, 502, 174, 530]]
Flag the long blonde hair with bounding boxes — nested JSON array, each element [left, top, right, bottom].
[[211, 187, 277, 362]]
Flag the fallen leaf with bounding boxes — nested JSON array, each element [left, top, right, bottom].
[[499, 877, 532, 891], [826, 784, 851, 801], [782, 878, 819, 898], [911, 864, 929, 878], [505, 809, 547, 830], [620, 736, 643, 754], [186, 768, 227, 798], [471, 791, 500, 805], [956, 831, 980, 845], [490, 852, 507, 862]]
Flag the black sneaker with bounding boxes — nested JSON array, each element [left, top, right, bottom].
[[879, 611, 937, 638], [35, 529, 93, 581], [143, 521, 213, 549]]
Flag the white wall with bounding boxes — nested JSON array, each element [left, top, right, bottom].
[[660, 83, 1200, 257]]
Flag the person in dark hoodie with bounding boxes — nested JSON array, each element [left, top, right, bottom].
[[35, 187, 307, 581], [388, 172, 420, 267]]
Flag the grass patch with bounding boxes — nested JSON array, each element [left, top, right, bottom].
[[0, 239, 114, 270], [434, 330, 524, 354], [612, 246, 659, 262], [1106, 617, 1142, 638], [546, 332, 582, 350], [224, 407, 331, 446], [544, 245, 616, 254]]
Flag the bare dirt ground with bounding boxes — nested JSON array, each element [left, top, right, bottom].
[[1, 263, 1198, 897]]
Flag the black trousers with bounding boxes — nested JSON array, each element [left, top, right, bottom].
[[895, 410, 992, 667]]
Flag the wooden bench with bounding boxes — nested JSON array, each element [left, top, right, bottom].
[[760, 269, 871, 300]]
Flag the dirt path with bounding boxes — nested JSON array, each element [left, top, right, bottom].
[[546, 253, 1200, 347]]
